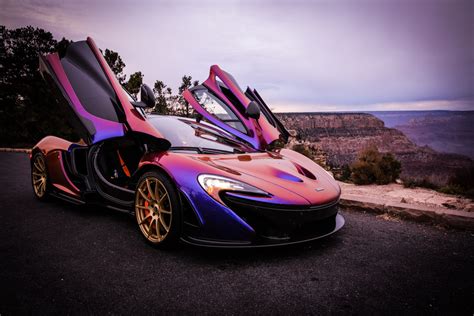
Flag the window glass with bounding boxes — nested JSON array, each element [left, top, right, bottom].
[[61, 41, 120, 122], [148, 116, 255, 153], [193, 89, 246, 134], [123, 88, 136, 102]]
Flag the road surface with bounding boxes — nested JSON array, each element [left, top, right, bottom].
[[0, 153, 473, 314]]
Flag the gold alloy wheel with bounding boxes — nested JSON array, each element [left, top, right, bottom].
[[32, 155, 47, 198], [135, 177, 173, 243]]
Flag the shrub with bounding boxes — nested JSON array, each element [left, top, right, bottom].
[[336, 164, 352, 182], [401, 166, 474, 199], [402, 177, 438, 190], [448, 165, 474, 191], [350, 145, 401, 185], [437, 185, 464, 195], [443, 165, 474, 199]]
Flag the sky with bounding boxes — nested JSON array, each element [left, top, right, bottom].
[[1, 0, 473, 111]]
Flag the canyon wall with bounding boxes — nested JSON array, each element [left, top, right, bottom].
[[276, 113, 472, 185]]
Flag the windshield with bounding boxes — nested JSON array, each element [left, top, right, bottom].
[[148, 116, 257, 154]]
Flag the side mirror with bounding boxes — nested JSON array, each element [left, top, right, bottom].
[[139, 84, 155, 108], [246, 101, 261, 119]]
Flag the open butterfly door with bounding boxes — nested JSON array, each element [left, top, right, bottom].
[[183, 65, 289, 151], [39, 37, 170, 150]]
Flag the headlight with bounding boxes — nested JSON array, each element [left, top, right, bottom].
[[197, 174, 269, 203]]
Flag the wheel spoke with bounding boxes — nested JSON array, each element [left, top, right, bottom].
[[147, 218, 155, 237], [39, 158, 45, 171], [34, 178, 42, 184], [158, 192, 168, 204], [139, 213, 152, 225], [146, 179, 155, 200], [138, 188, 151, 202], [136, 205, 150, 210], [160, 209, 171, 214], [159, 216, 170, 232], [155, 219, 161, 238], [34, 161, 41, 171], [38, 181, 44, 194]]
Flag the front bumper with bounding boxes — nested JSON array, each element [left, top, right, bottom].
[[181, 195, 344, 248]]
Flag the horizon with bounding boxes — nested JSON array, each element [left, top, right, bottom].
[[1, 0, 473, 111], [274, 109, 474, 114]]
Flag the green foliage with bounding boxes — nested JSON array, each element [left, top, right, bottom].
[[402, 165, 474, 199], [402, 177, 437, 190], [437, 185, 465, 195], [336, 164, 352, 182], [103, 49, 126, 84], [268, 139, 285, 150], [125, 71, 143, 97], [0, 25, 78, 146], [444, 165, 474, 199], [0, 25, 218, 147], [153, 80, 173, 114], [350, 145, 401, 185], [448, 165, 474, 191], [176, 75, 199, 117], [292, 144, 314, 160]]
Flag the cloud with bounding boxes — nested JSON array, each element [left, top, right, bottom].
[[273, 99, 474, 112], [1, 0, 472, 111]]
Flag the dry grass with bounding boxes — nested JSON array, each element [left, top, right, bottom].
[[376, 213, 401, 222]]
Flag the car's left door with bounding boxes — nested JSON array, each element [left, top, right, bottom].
[[39, 37, 169, 149]]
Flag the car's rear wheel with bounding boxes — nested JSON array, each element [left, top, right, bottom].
[[31, 153, 50, 201], [135, 171, 181, 247]]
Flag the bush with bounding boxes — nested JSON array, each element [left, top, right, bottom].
[[448, 165, 474, 191], [350, 145, 401, 185], [401, 166, 474, 199], [335, 164, 352, 182], [402, 177, 438, 190], [437, 185, 464, 195], [443, 165, 474, 199]]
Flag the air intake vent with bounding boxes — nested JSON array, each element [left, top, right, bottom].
[[293, 163, 316, 180]]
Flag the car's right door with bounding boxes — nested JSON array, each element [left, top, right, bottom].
[[183, 65, 289, 150]]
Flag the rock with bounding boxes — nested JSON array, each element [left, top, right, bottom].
[[277, 113, 473, 186], [442, 202, 456, 209]]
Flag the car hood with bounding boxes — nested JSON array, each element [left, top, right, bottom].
[[195, 149, 340, 206]]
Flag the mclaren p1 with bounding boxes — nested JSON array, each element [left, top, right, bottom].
[[31, 37, 344, 248]]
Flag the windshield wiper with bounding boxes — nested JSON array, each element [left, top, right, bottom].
[[200, 147, 238, 154], [170, 146, 203, 153], [170, 146, 237, 154]]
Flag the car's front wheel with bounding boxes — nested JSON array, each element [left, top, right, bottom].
[[31, 153, 50, 201], [135, 171, 181, 248]]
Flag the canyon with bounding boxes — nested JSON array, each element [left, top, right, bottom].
[[276, 112, 473, 186]]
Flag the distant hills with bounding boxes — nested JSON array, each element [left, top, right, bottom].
[[276, 111, 473, 185], [369, 111, 474, 159]]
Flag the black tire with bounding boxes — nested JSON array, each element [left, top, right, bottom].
[[31, 153, 50, 201], [134, 170, 182, 248]]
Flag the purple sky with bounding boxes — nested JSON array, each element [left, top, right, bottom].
[[1, 0, 473, 111]]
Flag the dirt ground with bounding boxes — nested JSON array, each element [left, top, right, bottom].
[[338, 181, 474, 212]]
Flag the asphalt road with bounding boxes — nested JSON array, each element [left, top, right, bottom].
[[0, 152, 473, 315]]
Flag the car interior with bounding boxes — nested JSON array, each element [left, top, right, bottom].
[[94, 137, 145, 189]]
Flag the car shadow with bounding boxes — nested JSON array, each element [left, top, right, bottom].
[[47, 196, 346, 265], [176, 233, 345, 265]]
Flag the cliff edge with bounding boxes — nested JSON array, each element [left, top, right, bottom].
[[277, 112, 472, 185]]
